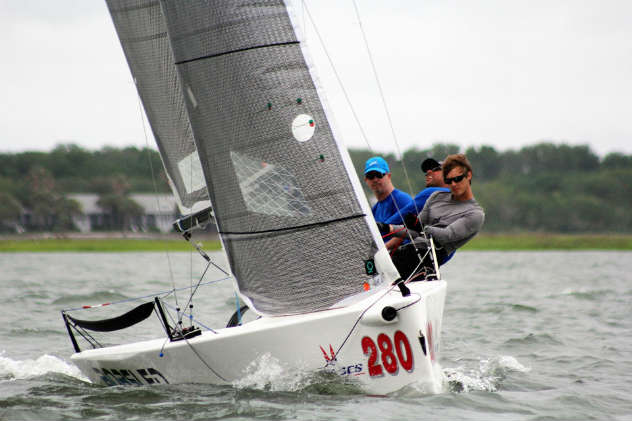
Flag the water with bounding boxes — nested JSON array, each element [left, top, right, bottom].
[[1, 251, 631, 420]]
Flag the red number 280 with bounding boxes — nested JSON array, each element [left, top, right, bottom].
[[361, 330, 414, 377]]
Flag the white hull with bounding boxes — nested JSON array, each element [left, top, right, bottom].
[[71, 281, 446, 394]]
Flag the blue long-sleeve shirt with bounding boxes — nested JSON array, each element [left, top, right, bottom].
[[372, 189, 413, 224], [383, 187, 449, 225]]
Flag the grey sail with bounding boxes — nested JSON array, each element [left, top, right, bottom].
[[105, 0, 209, 214], [158, 0, 396, 316]]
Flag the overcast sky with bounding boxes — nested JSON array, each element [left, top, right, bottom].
[[1, 0, 631, 157]]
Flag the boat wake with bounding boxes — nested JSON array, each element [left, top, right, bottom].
[[0, 351, 88, 383], [232, 353, 363, 394], [442, 355, 530, 393], [232, 353, 296, 391]]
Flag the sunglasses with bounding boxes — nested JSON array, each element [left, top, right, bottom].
[[425, 166, 441, 175], [444, 173, 467, 184], [365, 172, 385, 180]]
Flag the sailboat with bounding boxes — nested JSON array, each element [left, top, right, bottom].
[[63, 0, 447, 394]]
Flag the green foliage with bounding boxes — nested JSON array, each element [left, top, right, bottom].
[[18, 167, 83, 232], [0, 144, 169, 232], [0, 238, 216, 252], [0, 142, 631, 233], [602, 152, 632, 169], [0, 192, 22, 232], [462, 233, 632, 250], [0, 143, 168, 193], [349, 142, 632, 233]]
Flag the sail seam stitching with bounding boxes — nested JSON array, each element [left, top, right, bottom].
[[175, 41, 300, 65], [219, 214, 365, 236], [109, 1, 159, 14]]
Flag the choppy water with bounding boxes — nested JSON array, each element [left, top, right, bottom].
[[1, 251, 631, 420]]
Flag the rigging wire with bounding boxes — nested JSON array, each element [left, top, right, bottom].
[[61, 277, 229, 313], [161, 300, 218, 333], [155, 296, 226, 381], [331, 244, 432, 364], [136, 94, 181, 319], [350, 0, 419, 212], [351, 0, 425, 253], [301, 2, 419, 249], [301, 3, 374, 151], [182, 335, 228, 382], [179, 259, 214, 321]]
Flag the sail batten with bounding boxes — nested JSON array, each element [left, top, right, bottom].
[[218, 213, 366, 237], [175, 41, 301, 65]]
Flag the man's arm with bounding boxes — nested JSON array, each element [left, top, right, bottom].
[[423, 210, 484, 245], [419, 191, 441, 227]]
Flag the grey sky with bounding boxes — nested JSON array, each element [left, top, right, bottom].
[[1, 0, 630, 157]]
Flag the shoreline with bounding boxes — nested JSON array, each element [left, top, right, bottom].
[[461, 233, 632, 251], [0, 233, 630, 252], [0, 232, 220, 252]]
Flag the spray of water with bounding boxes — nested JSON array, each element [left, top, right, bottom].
[[0, 351, 88, 382], [442, 355, 530, 393]]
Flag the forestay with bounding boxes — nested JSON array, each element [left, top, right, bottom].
[[158, 0, 398, 315], [105, 0, 209, 215]]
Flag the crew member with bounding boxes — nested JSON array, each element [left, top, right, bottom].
[[383, 154, 485, 279], [364, 156, 412, 226]]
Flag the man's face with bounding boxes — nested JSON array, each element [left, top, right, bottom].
[[444, 166, 471, 198], [425, 167, 443, 187], [365, 171, 390, 195]]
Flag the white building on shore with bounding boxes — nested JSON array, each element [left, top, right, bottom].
[[69, 193, 178, 233]]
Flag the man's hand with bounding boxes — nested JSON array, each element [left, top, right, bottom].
[[423, 225, 436, 238], [385, 237, 404, 253], [403, 213, 421, 231], [376, 222, 391, 235]]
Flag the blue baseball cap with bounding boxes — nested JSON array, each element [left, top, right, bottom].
[[364, 156, 390, 175]]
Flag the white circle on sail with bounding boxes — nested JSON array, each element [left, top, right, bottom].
[[291, 114, 315, 142]]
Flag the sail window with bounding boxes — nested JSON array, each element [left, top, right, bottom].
[[178, 151, 206, 194], [230, 151, 312, 218], [291, 114, 315, 142]]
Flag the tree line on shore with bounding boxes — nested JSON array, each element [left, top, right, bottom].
[[349, 143, 632, 233], [0, 145, 164, 232], [1, 142, 630, 233]]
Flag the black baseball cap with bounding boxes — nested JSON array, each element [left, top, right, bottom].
[[421, 158, 442, 173]]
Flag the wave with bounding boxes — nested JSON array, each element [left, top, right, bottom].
[[0, 351, 88, 383], [442, 355, 530, 393], [509, 303, 538, 312], [7, 327, 64, 337], [555, 288, 614, 300], [504, 332, 563, 346], [479, 303, 539, 313]]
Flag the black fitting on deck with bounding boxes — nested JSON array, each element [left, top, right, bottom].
[[381, 306, 397, 322]]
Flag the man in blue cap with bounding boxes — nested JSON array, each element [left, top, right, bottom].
[[364, 157, 412, 248]]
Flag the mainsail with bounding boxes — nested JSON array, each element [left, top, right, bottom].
[[105, 0, 209, 215], [111, 0, 399, 315]]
